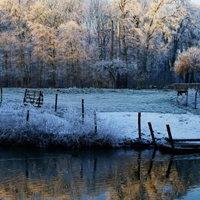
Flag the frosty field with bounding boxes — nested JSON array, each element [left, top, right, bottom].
[[0, 87, 200, 148]]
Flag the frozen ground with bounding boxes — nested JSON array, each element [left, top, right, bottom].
[[0, 88, 200, 148]]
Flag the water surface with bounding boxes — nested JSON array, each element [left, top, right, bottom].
[[0, 148, 200, 199]]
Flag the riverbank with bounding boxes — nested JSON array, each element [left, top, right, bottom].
[[0, 88, 199, 149]]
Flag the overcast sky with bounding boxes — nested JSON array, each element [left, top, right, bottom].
[[191, 0, 200, 5]]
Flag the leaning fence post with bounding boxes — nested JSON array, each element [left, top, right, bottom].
[[148, 122, 157, 149], [82, 99, 84, 124], [138, 112, 141, 139], [166, 124, 174, 150], [55, 94, 58, 112]]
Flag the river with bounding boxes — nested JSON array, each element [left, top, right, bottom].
[[0, 148, 200, 199]]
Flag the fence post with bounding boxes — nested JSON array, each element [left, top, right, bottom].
[[55, 94, 58, 112], [138, 112, 141, 139], [94, 111, 97, 134], [26, 110, 29, 122], [23, 89, 27, 103], [195, 91, 197, 109], [38, 91, 41, 107], [148, 122, 157, 149], [186, 90, 188, 106], [82, 99, 84, 124], [166, 124, 174, 150]]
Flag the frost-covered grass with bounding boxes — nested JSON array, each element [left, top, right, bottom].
[[0, 87, 200, 148]]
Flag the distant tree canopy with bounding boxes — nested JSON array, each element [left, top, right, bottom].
[[0, 0, 200, 88], [174, 47, 200, 83], [93, 60, 128, 88]]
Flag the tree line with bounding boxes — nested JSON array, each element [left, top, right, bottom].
[[0, 0, 200, 88]]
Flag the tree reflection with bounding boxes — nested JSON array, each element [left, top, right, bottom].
[[0, 149, 199, 199]]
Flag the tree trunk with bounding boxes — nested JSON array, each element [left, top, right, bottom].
[[110, 73, 116, 89], [103, 37, 106, 60], [110, 19, 114, 60], [3, 50, 7, 74], [117, 21, 120, 61], [39, 60, 43, 88], [50, 40, 56, 87], [142, 41, 149, 74], [97, 20, 103, 60], [185, 73, 189, 83], [190, 71, 194, 83], [20, 47, 27, 87], [122, 14, 127, 65], [3, 50, 8, 87]]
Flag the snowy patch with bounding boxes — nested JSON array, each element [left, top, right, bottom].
[[0, 88, 200, 148]]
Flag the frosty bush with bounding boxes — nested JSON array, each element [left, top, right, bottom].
[[174, 47, 200, 82], [0, 102, 134, 148]]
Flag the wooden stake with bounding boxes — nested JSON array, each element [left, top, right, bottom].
[[148, 122, 157, 149], [166, 125, 174, 150], [82, 99, 84, 124], [186, 90, 188, 106], [55, 94, 58, 112], [23, 89, 27, 103], [26, 110, 29, 122], [138, 112, 141, 139], [94, 111, 97, 134], [38, 91, 42, 107], [195, 91, 197, 109]]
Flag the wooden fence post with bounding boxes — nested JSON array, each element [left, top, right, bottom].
[[82, 99, 84, 124], [55, 94, 58, 112], [195, 91, 197, 109], [26, 110, 29, 122], [166, 124, 174, 150], [23, 89, 27, 103], [186, 90, 188, 106], [138, 112, 141, 139], [94, 111, 97, 134], [148, 122, 157, 149], [38, 91, 42, 107]]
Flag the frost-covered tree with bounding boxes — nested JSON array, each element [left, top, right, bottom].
[[94, 59, 127, 88], [174, 47, 200, 83], [127, 0, 187, 73], [27, 0, 87, 87], [0, 0, 32, 86], [109, 0, 131, 65], [58, 21, 87, 87], [87, 0, 110, 60], [27, 0, 68, 87], [0, 0, 199, 88], [168, 1, 200, 71]]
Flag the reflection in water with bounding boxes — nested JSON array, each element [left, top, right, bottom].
[[0, 148, 200, 199]]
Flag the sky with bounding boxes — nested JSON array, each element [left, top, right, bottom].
[[191, 0, 200, 5]]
